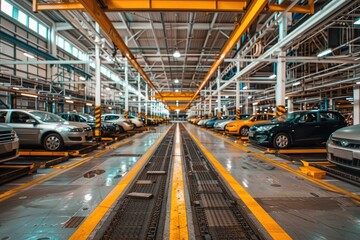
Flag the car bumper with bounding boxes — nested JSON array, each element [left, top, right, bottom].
[[0, 138, 19, 162], [62, 132, 89, 146], [224, 126, 239, 134], [248, 131, 272, 145], [327, 142, 360, 170]]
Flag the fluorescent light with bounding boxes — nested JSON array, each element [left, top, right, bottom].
[[21, 93, 37, 98], [105, 87, 110, 90], [317, 48, 332, 57], [66, 100, 74, 103], [133, 98, 136, 101], [253, 102, 258, 106], [243, 86, 248, 90], [355, 19, 360, 25], [356, 81, 360, 84], [285, 96, 289, 100], [269, 74, 277, 79], [65, 96, 71, 99], [248, 96, 252, 99], [175, 89, 179, 92], [79, 76, 86, 81], [174, 79, 179, 83], [13, 87, 20, 90], [173, 50, 181, 58], [292, 81, 301, 86], [86, 103, 93, 106], [23, 53, 34, 59], [225, 95, 229, 98], [119, 92, 123, 95], [108, 107, 112, 110]]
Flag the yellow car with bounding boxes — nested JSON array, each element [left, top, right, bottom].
[[193, 118, 202, 125], [225, 113, 275, 136]]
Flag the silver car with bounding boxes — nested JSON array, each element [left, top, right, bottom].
[[0, 109, 93, 151], [0, 124, 19, 162], [101, 114, 134, 133], [327, 124, 360, 171]]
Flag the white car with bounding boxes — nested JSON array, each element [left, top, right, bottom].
[[101, 114, 134, 133], [125, 115, 144, 128]]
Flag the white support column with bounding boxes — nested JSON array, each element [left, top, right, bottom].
[[137, 73, 141, 118], [354, 86, 360, 125], [329, 98, 333, 110], [124, 37, 129, 119], [217, 68, 221, 119], [209, 86, 212, 118], [245, 92, 249, 114], [145, 84, 148, 125], [252, 104, 257, 115], [204, 89, 207, 119], [236, 79, 240, 120], [94, 23, 101, 138], [287, 98, 293, 112]]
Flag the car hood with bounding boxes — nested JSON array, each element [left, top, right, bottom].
[[332, 124, 360, 141], [0, 124, 14, 131], [61, 121, 91, 128]]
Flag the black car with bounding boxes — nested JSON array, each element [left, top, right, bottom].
[[248, 110, 347, 149], [58, 112, 118, 136]]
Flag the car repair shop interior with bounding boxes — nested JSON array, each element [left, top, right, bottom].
[[0, 0, 359, 239]]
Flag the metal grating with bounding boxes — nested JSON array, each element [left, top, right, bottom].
[[63, 216, 85, 228]]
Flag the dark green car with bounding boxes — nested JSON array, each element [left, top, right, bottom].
[[248, 110, 347, 149]]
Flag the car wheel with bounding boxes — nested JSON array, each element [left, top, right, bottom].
[[43, 133, 64, 151], [118, 126, 124, 133], [273, 133, 290, 149], [239, 126, 249, 137]]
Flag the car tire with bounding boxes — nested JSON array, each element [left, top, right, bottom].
[[239, 126, 249, 137], [273, 133, 290, 149], [43, 133, 64, 151], [118, 126, 124, 133]]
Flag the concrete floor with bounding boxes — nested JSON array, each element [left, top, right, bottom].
[[0, 123, 359, 240], [0, 126, 169, 240], [184, 123, 360, 240]]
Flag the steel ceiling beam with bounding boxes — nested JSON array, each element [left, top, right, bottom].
[[185, 0, 268, 109], [72, 0, 160, 97]]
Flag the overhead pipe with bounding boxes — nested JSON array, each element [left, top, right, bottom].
[[186, 0, 269, 109]]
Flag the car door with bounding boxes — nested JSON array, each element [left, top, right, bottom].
[[319, 112, 345, 141], [8, 111, 41, 145], [292, 112, 322, 143]]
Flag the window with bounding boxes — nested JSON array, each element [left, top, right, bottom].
[[57, 36, 64, 48], [38, 23, 47, 38], [72, 48, 78, 58], [0, 112, 7, 123], [17, 10, 27, 26], [64, 40, 71, 52], [10, 112, 31, 124], [1, 0, 13, 17], [29, 17, 37, 32]]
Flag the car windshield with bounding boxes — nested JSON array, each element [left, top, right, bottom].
[[272, 112, 302, 122], [30, 111, 65, 122], [80, 113, 95, 121]]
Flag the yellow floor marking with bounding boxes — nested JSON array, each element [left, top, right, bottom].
[[184, 125, 291, 240], [170, 124, 188, 240], [0, 139, 133, 202], [70, 126, 173, 240], [202, 127, 360, 202]]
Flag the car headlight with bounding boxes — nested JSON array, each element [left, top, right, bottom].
[[256, 125, 276, 132], [11, 130, 18, 138], [67, 127, 83, 132]]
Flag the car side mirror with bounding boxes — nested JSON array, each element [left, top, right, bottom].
[[26, 119, 38, 124]]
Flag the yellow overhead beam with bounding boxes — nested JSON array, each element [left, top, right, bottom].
[[186, 0, 268, 109], [33, 0, 247, 12], [268, 0, 314, 14], [168, 106, 187, 111], [152, 92, 198, 101]]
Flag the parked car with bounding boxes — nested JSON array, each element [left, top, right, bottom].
[[248, 110, 347, 149], [327, 124, 360, 171], [0, 124, 19, 162], [214, 114, 251, 131], [125, 115, 144, 128], [102, 114, 134, 133], [0, 109, 93, 151], [225, 113, 275, 136], [58, 112, 118, 136], [204, 117, 220, 128]]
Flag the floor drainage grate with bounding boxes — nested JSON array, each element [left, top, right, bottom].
[[63, 216, 85, 228]]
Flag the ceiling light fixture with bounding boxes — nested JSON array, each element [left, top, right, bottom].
[[175, 89, 179, 92], [86, 103, 93, 106], [173, 50, 181, 58], [80, 76, 86, 81], [269, 74, 277, 79], [243, 86, 248, 90], [65, 100, 74, 103], [292, 82, 301, 86], [174, 79, 179, 83], [13, 87, 20, 90], [21, 93, 37, 98], [317, 48, 332, 57], [105, 87, 110, 90], [356, 81, 360, 84], [248, 96, 252, 99], [23, 53, 35, 59]]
